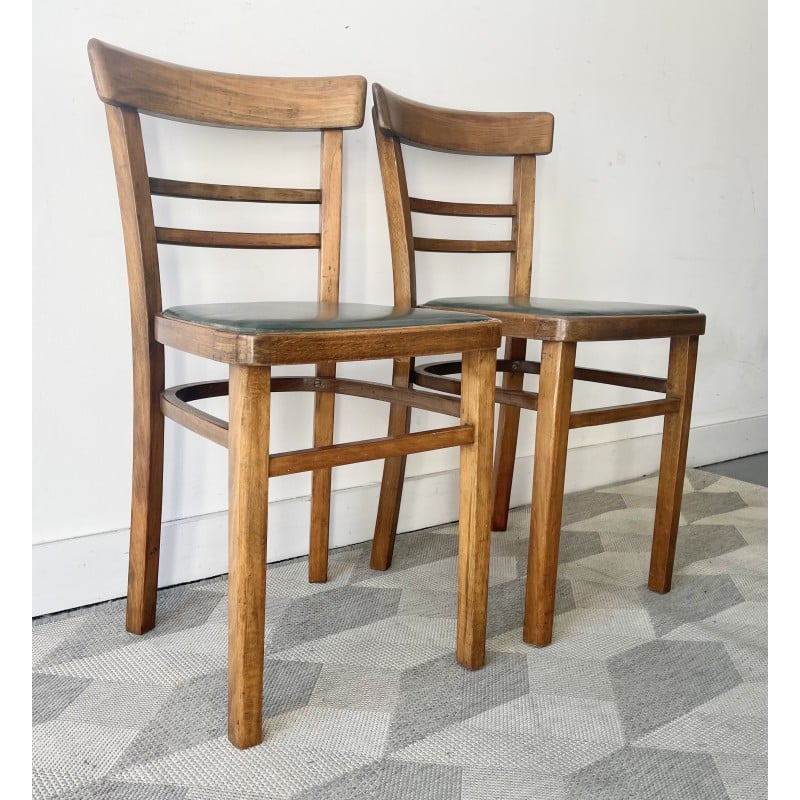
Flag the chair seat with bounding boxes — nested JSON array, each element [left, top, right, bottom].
[[162, 300, 492, 332], [423, 296, 705, 341], [156, 301, 501, 365], [424, 295, 699, 317]]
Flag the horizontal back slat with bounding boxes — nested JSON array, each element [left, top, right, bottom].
[[373, 84, 553, 155], [409, 197, 516, 217], [414, 237, 515, 253], [89, 39, 366, 130], [150, 178, 321, 204], [155, 227, 321, 249]]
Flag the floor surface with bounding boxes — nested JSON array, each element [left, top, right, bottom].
[[699, 453, 767, 487], [32, 466, 767, 800]]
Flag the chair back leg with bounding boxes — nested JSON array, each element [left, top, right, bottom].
[[125, 348, 165, 635], [370, 357, 414, 570], [309, 361, 337, 582], [490, 336, 528, 530]]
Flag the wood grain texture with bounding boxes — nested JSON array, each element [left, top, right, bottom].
[[491, 338, 527, 531], [373, 83, 554, 156], [409, 197, 516, 217], [103, 105, 165, 635], [309, 129, 344, 583], [155, 228, 320, 249], [372, 106, 417, 308], [491, 156, 534, 529], [422, 304, 707, 342], [569, 397, 681, 429], [160, 375, 466, 452], [648, 336, 700, 592], [371, 358, 413, 571], [523, 341, 576, 646], [413, 237, 515, 253], [456, 348, 496, 669], [149, 178, 321, 204], [155, 314, 501, 366], [227, 365, 271, 749], [89, 39, 366, 130]]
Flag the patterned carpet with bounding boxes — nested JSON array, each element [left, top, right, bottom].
[[32, 468, 767, 800]]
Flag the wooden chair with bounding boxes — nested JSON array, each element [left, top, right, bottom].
[[88, 41, 501, 749], [369, 83, 706, 648]]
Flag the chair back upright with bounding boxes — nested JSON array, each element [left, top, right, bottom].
[[371, 83, 553, 309]]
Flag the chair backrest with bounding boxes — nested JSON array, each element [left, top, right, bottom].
[[371, 83, 554, 308], [88, 38, 366, 352]]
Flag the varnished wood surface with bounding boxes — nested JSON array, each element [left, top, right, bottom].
[[103, 104, 165, 636], [227, 365, 271, 748], [372, 106, 417, 308], [423, 304, 707, 342], [569, 398, 681, 429], [150, 178, 321, 204], [414, 237, 516, 253], [370, 358, 414, 571], [155, 313, 500, 366], [308, 129, 342, 584], [455, 349, 496, 668], [491, 337, 527, 531], [409, 197, 516, 217], [155, 228, 321, 249], [523, 341, 576, 646], [648, 336, 700, 592], [270, 426, 473, 477], [89, 39, 366, 130], [373, 84, 554, 156], [418, 358, 669, 394]]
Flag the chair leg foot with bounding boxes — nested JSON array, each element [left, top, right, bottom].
[[522, 341, 575, 648], [648, 336, 699, 594]]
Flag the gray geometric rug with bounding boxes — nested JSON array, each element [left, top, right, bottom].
[[32, 468, 767, 799]]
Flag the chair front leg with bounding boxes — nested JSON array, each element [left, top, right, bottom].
[[370, 357, 413, 571], [227, 364, 271, 749], [126, 347, 165, 635], [456, 348, 495, 670], [523, 340, 576, 646], [649, 335, 699, 593], [309, 361, 336, 583], [491, 336, 527, 530]]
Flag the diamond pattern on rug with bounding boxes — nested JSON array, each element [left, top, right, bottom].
[[608, 640, 742, 740], [565, 746, 730, 800], [32, 469, 766, 799], [294, 759, 463, 800]]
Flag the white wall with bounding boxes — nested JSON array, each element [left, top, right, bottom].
[[33, 0, 767, 614]]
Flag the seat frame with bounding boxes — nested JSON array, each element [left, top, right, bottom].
[[368, 83, 706, 647], [89, 41, 501, 749]]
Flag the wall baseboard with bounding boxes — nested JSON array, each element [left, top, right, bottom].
[[32, 415, 766, 617]]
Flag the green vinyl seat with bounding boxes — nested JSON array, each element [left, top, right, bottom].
[[161, 301, 492, 334]]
